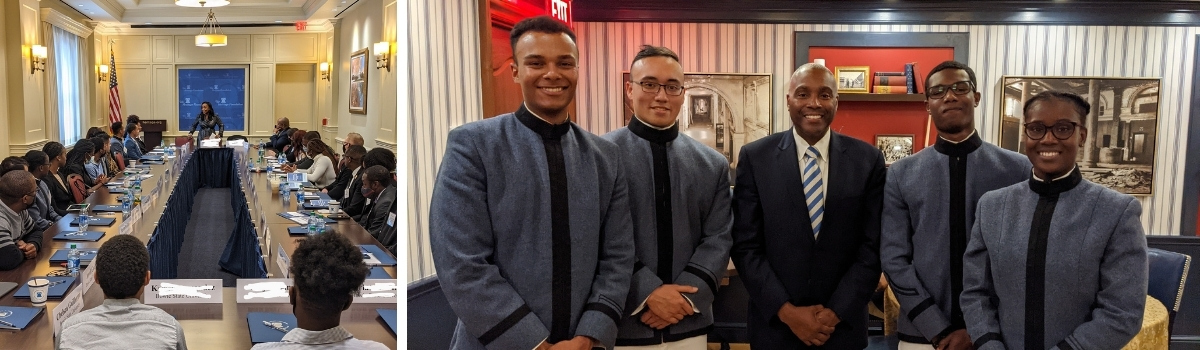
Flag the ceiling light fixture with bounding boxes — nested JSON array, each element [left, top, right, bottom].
[[175, 0, 230, 7], [195, 10, 227, 47]]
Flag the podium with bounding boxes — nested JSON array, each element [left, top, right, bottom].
[[141, 119, 167, 148]]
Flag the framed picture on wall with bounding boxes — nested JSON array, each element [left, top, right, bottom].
[[998, 76, 1160, 195], [875, 134, 914, 166], [349, 48, 369, 114], [621, 72, 773, 179], [835, 66, 870, 93]]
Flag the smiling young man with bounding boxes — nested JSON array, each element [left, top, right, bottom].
[[602, 45, 732, 350], [730, 63, 886, 349], [962, 91, 1147, 350], [430, 15, 634, 350], [880, 61, 1030, 350]]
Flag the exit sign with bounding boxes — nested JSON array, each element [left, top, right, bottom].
[[550, 0, 571, 26], [295, 21, 307, 31]]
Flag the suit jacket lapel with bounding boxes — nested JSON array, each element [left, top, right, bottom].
[[776, 132, 816, 244], [821, 133, 848, 243]]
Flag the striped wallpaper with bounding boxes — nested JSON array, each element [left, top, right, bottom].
[[405, 0, 483, 282], [404, 20, 1197, 281], [574, 22, 1195, 240]]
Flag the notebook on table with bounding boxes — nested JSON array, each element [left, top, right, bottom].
[[49, 249, 98, 265], [376, 309, 397, 335], [286, 227, 308, 236], [0, 282, 17, 298], [0, 306, 45, 330], [359, 245, 395, 266], [246, 312, 297, 344], [92, 205, 124, 212], [14, 276, 76, 299], [52, 230, 105, 241], [69, 217, 116, 226]]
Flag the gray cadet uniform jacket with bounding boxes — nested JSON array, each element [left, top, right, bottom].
[[881, 133, 1029, 344], [603, 117, 733, 346], [430, 105, 635, 350], [962, 168, 1147, 350]]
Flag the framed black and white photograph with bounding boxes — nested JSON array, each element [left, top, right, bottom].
[[622, 72, 773, 177], [835, 66, 870, 93], [998, 76, 1160, 195], [875, 134, 914, 166]]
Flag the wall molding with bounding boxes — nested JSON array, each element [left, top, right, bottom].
[[1182, 34, 1200, 236], [41, 8, 93, 38], [374, 139, 396, 152], [9, 139, 50, 155]]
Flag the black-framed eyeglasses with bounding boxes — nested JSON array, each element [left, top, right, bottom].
[[632, 81, 685, 96], [926, 81, 974, 99], [1024, 121, 1080, 140]]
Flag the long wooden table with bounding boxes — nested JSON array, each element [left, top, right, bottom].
[[0, 146, 398, 349]]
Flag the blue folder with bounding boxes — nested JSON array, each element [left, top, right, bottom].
[[0, 306, 45, 330], [376, 309, 397, 335], [246, 312, 297, 344], [14, 276, 76, 299], [91, 205, 124, 212], [367, 266, 392, 279], [107, 187, 125, 194], [49, 249, 98, 265], [52, 230, 105, 242], [69, 217, 116, 226], [360, 245, 396, 266], [301, 200, 328, 210]]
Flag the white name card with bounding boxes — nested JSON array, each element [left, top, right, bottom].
[[353, 279, 398, 304], [52, 286, 85, 338], [227, 140, 246, 148], [276, 243, 289, 279], [236, 278, 293, 304], [199, 139, 221, 148], [144, 279, 223, 304], [119, 218, 133, 236]]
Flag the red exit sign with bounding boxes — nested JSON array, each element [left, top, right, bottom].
[[550, 0, 571, 26]]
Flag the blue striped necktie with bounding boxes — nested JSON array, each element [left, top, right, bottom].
[[802, 146, 824, 238]]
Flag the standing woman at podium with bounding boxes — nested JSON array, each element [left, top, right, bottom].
[[188, 101, 225, 140]]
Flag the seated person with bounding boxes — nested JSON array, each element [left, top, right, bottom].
[[0, 170, 40, 270], [85, 127, 103, 139], [58, 235, 187, 350], [23, 150, 62, 234], [124, 122, 144, 163], [344, 148, 395, 220], [357, 166, 396, 256], [110, 121, 126, 159], [268, 118, 294, 153], [127, 114, 149, 154], [85, 137, 108, 180], [324, 145, 366, 201], [282, 140, 338, 188], [42, 142, 73, 215], [341, 133, 365, 154], [1, 156, 28, 175], [250, 232, 388, 350], [93, 134, 121, 177], [62, 140, 108, 193], [292, 131, 323, 170]]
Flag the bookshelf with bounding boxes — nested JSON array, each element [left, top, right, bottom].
[[838, 94, 926, 102]]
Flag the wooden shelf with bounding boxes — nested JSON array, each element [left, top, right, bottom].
[[839, 93, 926, 102]]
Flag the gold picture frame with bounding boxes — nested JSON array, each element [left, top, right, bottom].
[[835, 66, 870, 93], [348, 48, 369, 114]]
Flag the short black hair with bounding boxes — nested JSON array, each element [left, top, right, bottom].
[[344, 145, 367, 161], [509, 15, 576, 55], [303, 131, 321, 142], [630, 45, 680, 70], [125, 122, 138, 135], [86, 127, 103, 139], [43, 142, 65, 160], [110, 121, 123, 136], [0, 170, 35, 202], [0, 156, 28, 176], [290, 231, 368, 315], [363, 148, 396, 172], [127, 115, 141, 125], [90, 137, 107, 154], [24, 150, 49, 171], [95, 235, 150, 299], [924, 60, 978, 94], [362, 165, 391, 185], [1022, 90, 1091, 123]]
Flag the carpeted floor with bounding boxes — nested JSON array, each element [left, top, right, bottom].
[[174, 187, 241, 287]]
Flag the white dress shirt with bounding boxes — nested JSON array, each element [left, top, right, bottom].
[[793, 127, 830, 239]]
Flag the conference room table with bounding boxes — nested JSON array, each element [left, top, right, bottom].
[[0, 144, 397, 349]]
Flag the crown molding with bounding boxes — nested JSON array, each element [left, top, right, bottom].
[[41, 8, 94, 38]]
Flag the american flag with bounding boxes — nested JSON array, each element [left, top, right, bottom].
[[107, 49, 122, 124]]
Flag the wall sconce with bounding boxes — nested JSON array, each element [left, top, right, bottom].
[[30, 45, 47, 74], [373, 41, 391, 71], [98, 64, 109, 82], [319, 62, 330, 81]]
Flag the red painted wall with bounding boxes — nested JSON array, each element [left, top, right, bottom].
[[809, 47, 956, 152]]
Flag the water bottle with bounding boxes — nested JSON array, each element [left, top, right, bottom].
[[312, 212, 321, 236], [315, 214, 327, 234], [281, 181, 289, 196], [295, 189, 303, 203], [77, 214, 89, 234], [121, 190, 132, 214], [67, 243, 81, 277]]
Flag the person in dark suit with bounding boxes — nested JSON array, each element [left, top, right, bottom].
[[357, 166, 396, 255], [348, 148, 394, 222], [267, 118, 294, 153], [324, 145, 365, 201], [731, 63, 886, 349]]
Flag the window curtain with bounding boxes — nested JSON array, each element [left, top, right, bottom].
[[43, 24, 87, 146]]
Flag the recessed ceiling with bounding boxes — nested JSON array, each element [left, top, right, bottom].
[[61, 0, 354, 25]]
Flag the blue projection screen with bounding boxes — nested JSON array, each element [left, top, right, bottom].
[[178, 68, 247, 131]]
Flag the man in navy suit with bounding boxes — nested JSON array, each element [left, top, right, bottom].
[[731, 63, 886, 349]]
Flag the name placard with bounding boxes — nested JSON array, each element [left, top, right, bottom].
[[119, 218, 133, 236], [144, 279, 223, 304], [227, 140, 246, 148], [51, 287, 85, 337], [353, 279, 398, 304], [199, 139, 221, 148], [236, 278, 293, 304], [275, 243, 289, 279]]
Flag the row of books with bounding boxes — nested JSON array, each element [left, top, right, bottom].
[[872, 63, 917, 94]]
